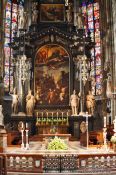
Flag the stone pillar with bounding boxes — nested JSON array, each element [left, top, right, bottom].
[[112, 0, 116, 120]]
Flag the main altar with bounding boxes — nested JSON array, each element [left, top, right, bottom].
[[1, 0, 116, 174]]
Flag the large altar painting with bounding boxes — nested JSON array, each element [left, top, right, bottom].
[[35, 44, 70, 106], [40, 4, 65, 22]]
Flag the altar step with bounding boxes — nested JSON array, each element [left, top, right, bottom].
[[7, 172, 116, 175]]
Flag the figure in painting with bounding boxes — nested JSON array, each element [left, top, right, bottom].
[[12, 88, 19, 114], [35, 86, 41, 102], [70, 90, 79, 116], [86, 90, 95, 115], [59, 87, 66, 102], [0, 105, 4, 127], [26, 90, 35, 116], [47, 88, 55, 104]]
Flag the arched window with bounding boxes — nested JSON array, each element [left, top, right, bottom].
[[4, 0, 24, 93], [81, 0, 102, 95]]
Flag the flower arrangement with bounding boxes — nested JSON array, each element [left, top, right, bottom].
[[47, 136, 68, 150], [110, 135, 116, 144]]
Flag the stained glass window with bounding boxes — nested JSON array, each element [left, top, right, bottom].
[[81, 0, 102, 95], [4, 0, 24, 93]]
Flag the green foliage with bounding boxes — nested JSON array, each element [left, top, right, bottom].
[[47, 136, 68, 150]]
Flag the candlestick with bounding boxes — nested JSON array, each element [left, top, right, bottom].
[[62, 112, 63, 118], [67, 112, 69, 117], [26, 123, 28, 129], [42, 112, 43, 117], [21, 129, 25, 150], [57, 112, 58, 117], [22, 122, 24, 129], [104, 116, 106, 128], [25, 129, 29, 150], [85, 112, 88, 149], [52, 112, 53, 117], [36, 111, 38, 117]]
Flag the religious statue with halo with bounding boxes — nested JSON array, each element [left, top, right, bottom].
[[70, 90, 79, 116], [26, 90, 35, 116]]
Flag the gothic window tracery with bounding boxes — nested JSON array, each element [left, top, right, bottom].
[[4, 0, 24, 93], [81, 0, 102, 95]]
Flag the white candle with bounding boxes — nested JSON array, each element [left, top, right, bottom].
[[22, 122, 24, 129], [104, 116, 106, 128], [26, 123, 28, 129], [67, 112, 68, 117], [62, 112, 63, 117]]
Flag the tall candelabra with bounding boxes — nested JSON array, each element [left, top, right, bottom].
[[15, 55, 31, 113], [21, 122, 29, 150], [21, 122, 25, 149], [74, 55, 89, 115], [25, 123, 29, 150], [103, 116, 108, 151]]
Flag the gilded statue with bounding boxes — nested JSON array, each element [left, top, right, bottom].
[[26, 90, 35, 116], [70, 90, 79, 116], [86, 90, 95, 115]]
